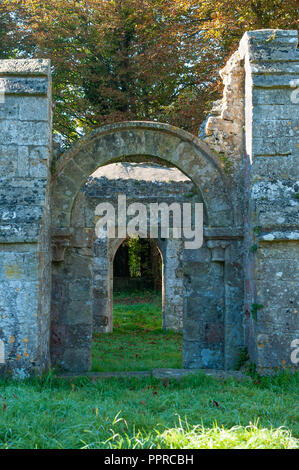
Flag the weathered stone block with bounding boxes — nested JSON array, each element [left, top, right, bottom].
[[0, 97, 19, 120], [183, 340, 223, 369], [18, 97, 49, 121], [252, 88, 294, 105], [0, 77, 49, 95], [64, 302, 92, 325], [0, 120, 50, 146], [62, 348, 91, 372], [69, 280, 91, 301], [0, 145, 18, 177]]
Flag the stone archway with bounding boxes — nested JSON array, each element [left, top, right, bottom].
[[51, 122, 234, 230], [93, 233, 184, 335], [94, 235, 165, 334], [51, 121, 242, 373]]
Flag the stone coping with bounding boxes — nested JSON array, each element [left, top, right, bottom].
[[259, 231, 299, 242], [58, 368, 251, 382], [0, 59, 51, 76]]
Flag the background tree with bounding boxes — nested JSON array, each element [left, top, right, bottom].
[[0, 3, 18, 58], [1, 0, 297, 142]]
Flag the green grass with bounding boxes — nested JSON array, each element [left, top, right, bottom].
[[1, 290, 297, 449], [91, 290, 182, 372], [0, 371, 298, 448]]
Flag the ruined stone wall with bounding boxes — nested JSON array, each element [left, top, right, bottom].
[[73, 167, 200, 333], [239, 30, 299, 374], [50, 119, 241, 373], [201, 29, 299, 373], [0, 30, 297, 377], [0, 60, 52, 377], [200, 48, 245, 229]]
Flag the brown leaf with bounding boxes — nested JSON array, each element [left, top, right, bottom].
[[212, 400, 219, 407], [162, 379, 169, 388]]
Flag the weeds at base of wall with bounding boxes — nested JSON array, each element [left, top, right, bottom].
[[235, 347, 249, 370], [250, 244, 258, 253], [235, 348, 259, 381], [251, 303, 264, 321]]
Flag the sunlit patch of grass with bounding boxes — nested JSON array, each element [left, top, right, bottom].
[[156, 420, 298, 449], [91, 290, 182, 372], [103, 421, 298, 450]]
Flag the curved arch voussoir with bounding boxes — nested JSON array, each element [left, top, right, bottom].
[[52, 121, 234, 229]]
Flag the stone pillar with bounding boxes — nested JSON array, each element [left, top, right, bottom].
[[240, 30, 299, 374], [182, 240, 226, 370], [163, 238, 184, 331], [93, 237, 112, 334], [0, 59, 52, 377]]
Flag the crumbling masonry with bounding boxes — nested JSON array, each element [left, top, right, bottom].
[[0, 30, 298, 377]]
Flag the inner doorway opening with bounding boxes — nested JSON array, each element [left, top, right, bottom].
[[114, 238, 162, 294], [91, 235, 183, 372]]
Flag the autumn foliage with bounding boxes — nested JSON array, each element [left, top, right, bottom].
[[1, 0, 298, 141]]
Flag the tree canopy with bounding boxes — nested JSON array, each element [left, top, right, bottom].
[[1, 0, 297, 142]]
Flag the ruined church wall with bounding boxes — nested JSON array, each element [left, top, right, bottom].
[[202, 30, 299, 374], [74, 175, 199, 333], [0, 29, 297, 377], [240, 30, 299, 374], [0, 60, 52, 377]]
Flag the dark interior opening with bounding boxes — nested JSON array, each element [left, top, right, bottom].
[[113, 238, 162, 292]]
